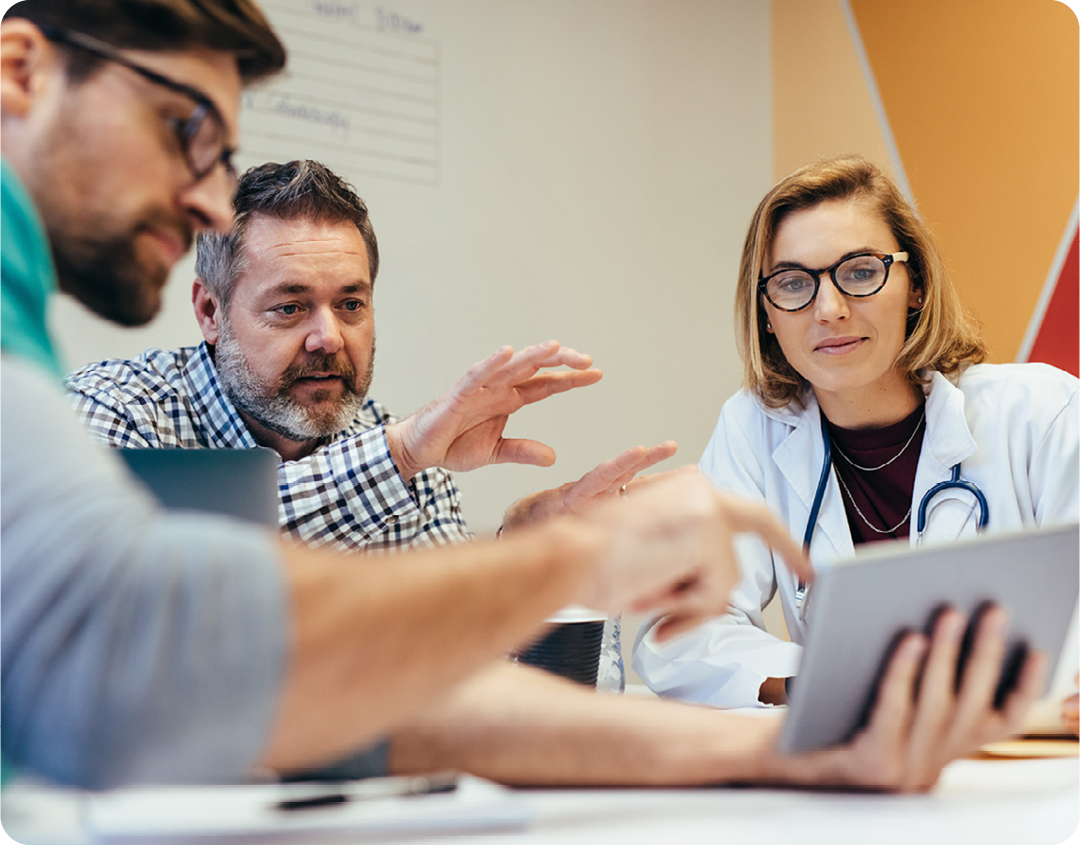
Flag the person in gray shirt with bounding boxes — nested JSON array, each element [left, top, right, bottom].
[[0, 0, 1045, 795]]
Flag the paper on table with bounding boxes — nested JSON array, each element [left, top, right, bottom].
[[86, 774, 533, 843]]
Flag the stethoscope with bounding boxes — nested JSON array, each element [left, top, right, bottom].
[[794, 422, 989, 620]]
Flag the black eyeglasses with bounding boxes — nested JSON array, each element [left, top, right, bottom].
[[758, 251, 909, 312], [40, 26, 238, 187]]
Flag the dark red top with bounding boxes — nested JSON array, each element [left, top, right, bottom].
[[824, 404, 926, 545]]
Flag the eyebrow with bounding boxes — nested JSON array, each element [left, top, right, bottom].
[[261, 281, 372, 298], [766, 247, 880, 273]]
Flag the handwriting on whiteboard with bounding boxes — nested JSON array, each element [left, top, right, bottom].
[[239, 1, 439, 186]]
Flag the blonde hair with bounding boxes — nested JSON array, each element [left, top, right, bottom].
[[735, 155, 987, 408]]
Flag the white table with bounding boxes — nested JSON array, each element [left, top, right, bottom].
[[3, 756, 1077, 845]]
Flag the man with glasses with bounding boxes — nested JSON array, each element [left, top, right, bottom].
[[0, 1, 1044, 797]]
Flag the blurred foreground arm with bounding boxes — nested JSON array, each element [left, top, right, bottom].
[[389, 607, 1044, 791], [260, 473, 809, 772]]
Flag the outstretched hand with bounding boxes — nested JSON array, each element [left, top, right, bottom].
[[577, 474, 812, 631], [385, 341, 601, 481], [501, 441, 685, 530]]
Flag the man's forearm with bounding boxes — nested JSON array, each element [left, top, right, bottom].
[[257, 522, 602, 773], [386, 662, 774, 787]]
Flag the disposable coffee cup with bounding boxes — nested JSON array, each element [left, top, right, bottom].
[[514, 606, 607, 687]]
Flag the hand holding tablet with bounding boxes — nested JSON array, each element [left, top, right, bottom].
[[780, 524, 1078, 755]]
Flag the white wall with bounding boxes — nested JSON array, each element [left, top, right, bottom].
[[52, 0, 773, 534]]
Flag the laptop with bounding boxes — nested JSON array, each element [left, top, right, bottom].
[[116, 447, 280, 528], [779, 523, 1079, 754]]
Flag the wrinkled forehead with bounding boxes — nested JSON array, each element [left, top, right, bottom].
[[231, 214, 371, 296]]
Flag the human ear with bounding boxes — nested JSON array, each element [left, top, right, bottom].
[[192, 278, 223, 344], [0, 20, 53, 120]]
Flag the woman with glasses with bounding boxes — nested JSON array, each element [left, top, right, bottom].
[[633, 155, 1079, 710]]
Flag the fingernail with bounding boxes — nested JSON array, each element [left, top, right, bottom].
[[985, 607, 1010, 634], [942, 612, 966, 640], [904, 635, 927, 661]]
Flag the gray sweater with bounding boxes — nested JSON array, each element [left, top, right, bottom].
[[1, 355, 287, 788]]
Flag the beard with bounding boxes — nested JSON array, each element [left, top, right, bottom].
[[25, 90, 193, 327], [214, 319, 374, 443], [50, 214, 193, 327]]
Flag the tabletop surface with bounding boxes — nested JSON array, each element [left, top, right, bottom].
[[3, 754, 1077, 845]]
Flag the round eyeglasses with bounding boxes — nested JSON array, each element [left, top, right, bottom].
[[39, 26, 238, 189], [758, 251, 909, 312]]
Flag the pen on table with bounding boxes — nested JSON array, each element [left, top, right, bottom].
[[275, 772, 460, 811]]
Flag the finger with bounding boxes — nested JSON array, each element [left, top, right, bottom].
[[512, 370, 603, 405], [454, 345, 516, 397], [623, 464, 698, 493], [999, 650, 1049, 733], [906, 609, 967, 773], [487, 341, 595, 389], [513, 340, 594, 370], [491, 438, 557, 467], [952, 607, 1010, 732], [633, 566, 734, 640], [614, 441, 679, 483], [569, 446, 651, 499], [863, 633, 927, 752], [713, 493, 812, 583]]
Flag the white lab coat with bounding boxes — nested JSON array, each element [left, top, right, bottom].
[[633, 363, 1079, 709]]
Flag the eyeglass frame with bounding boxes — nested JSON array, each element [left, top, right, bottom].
[[757, 251, 910, 313], [38, 26, 238, 186]]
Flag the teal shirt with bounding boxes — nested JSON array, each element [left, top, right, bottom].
[[1, 158, 64, 379], [1, 160, 61, 786]]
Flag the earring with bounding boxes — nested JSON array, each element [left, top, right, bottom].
[[766, 321, 772, 330], [918, 296, 923, 305]]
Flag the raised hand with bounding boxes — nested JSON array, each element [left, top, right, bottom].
[[385, 341, 601, 480], [500, 441, 685, 530]]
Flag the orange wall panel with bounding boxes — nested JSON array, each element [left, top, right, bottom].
[[849, 0, 1079, 362]]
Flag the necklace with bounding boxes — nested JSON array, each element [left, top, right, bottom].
[[832, 408, 926, 472], [834, 466, 911, 535]]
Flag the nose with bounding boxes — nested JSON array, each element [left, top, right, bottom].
[[811, 273, 850, 323], [177, 166, 236, 234], [305, 308, 345, 355]]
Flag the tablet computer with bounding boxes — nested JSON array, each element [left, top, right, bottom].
[[779, 523, 1079, 754], [116, 447, 280, 528]]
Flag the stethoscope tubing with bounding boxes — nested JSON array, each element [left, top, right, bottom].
[[794, 422, 989, 619]]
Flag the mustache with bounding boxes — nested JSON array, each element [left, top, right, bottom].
[[280, 356, 358, 389]]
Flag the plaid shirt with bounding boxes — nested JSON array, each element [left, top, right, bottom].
[[66, 343, 471, 553]]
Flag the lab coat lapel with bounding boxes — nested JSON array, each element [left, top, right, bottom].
[[911, 372, 980, 544], [770, 393, 853, 565]]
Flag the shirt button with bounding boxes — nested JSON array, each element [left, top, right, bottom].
[[385, 516, 398, 524]]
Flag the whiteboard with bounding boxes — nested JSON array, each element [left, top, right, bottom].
[[52, 0, 773, 531]]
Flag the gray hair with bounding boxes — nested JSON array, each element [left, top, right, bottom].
[[195, 160, 380, 310]]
